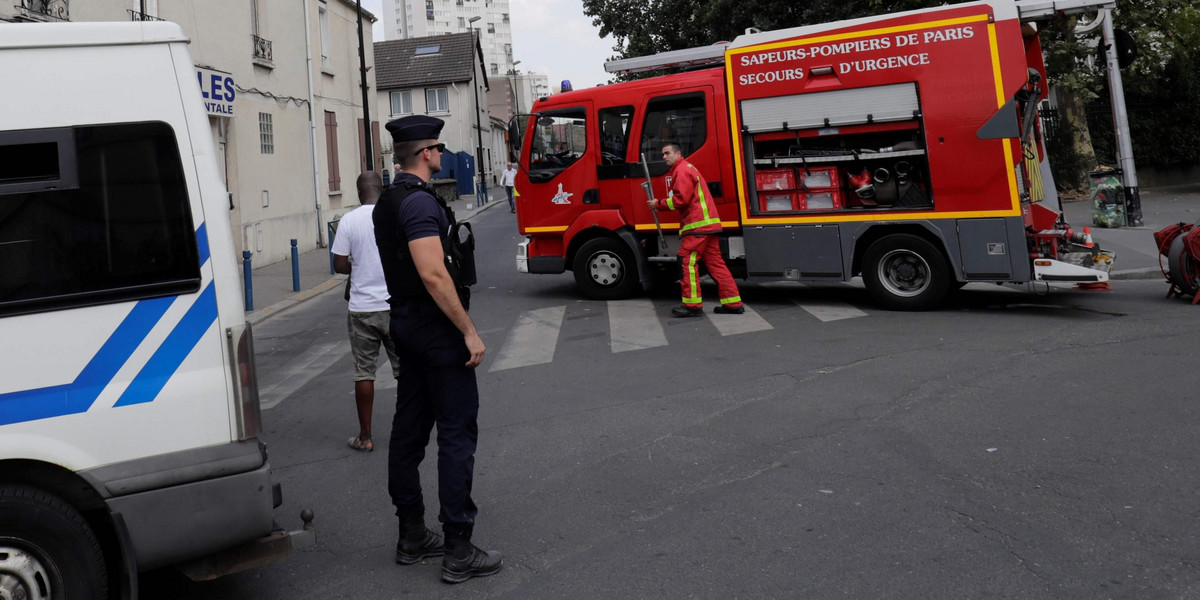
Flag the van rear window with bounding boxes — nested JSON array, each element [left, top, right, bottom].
[[0, 122, 200, 316]]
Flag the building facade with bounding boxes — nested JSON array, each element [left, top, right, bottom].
[[2, 0, 383, 267], [382, 0, 513, 79], [513, 71, 551, 115], [376, 32, 504, 187]]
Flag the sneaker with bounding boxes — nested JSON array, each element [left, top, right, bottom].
[[442, 543, 503, 583], [671, 305, 704, 318], [713, 305, 745, 315], [395, 528, 444, 565]]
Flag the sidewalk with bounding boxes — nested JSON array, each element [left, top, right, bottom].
[[243, 186, 510, 325], [1060, 182, 1200, 280]]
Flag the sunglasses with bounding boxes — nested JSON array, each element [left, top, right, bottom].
[[414, 143, 446, 156]]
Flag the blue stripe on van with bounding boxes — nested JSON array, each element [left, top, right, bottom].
[[114, 282, 218, 407], [196, 222, 210, 267], [0, 295, 174, 426]]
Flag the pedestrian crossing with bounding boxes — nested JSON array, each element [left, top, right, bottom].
[[489, 305, 567, 371], [487, 295, 870, 373], [259, 290, 875, 408], [608, 299, 666, 353], [793, 299, 869, 322]]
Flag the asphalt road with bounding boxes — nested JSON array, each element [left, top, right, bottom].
[[143, 206, 1200, 599]]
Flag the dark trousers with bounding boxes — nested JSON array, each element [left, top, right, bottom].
[[387, 300, 479, 532], [505, 186, 514, 210]]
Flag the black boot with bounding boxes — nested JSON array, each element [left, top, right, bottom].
[[395, 514, 444, 565], [441, 532, 502, 583], [671, 305, 704, 318]]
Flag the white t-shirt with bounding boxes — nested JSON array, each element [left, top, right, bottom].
[[500, 167, 518, 187], [330, 205, 390, 312]]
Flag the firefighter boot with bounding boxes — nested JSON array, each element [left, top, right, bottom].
[[395, 514, 445, 565], [442, 532, 503, 584], [713, 304, 744, 314], [671, 305, 705, 318]]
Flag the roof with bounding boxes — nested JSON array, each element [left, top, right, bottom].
[[0, 21, 188, 49], [374, 32, 488, 90]]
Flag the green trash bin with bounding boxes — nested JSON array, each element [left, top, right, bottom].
[[1090, 166, 1125, 228]]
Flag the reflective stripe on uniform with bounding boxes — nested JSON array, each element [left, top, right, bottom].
[[679, 166, 717, 233], [680, 217, 721, 233], [694, 169, 712, 223], [720, 296, 742, 304], [683, 251, 701, 304]]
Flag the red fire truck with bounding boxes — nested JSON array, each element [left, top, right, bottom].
[[512, 0, 1117, 309]]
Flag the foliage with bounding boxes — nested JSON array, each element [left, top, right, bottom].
[[581, 0, 1200, 173], [1046, 119, 1090, 190], [581, 0, 875, 80], [1089, 46, 1200, 168]]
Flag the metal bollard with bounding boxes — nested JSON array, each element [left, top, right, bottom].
[[242, 250, 254, 311], [291, 239, 300, 292]]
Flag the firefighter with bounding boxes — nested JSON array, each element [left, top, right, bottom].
[[373, 115, 502, 584], [648, 143, 744, 317]]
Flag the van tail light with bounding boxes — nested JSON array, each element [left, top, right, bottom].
[[226, 322, 263, 440]]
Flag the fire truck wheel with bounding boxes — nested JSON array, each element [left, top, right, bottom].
[[0, 484, 108, 600], [862, 234, 950, 310], [573, 238, 639, 300]]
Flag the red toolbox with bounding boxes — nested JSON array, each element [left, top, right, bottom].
[[755, 168, 795, 191]]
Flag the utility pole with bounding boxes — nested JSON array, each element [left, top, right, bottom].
[[469, 18, 487, 203], [1100, 9, 1140, 226], [356, 0, 373, 172]]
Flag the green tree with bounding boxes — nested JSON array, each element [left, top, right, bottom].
[[582, 0, 1200, 181], [582, 0, 874, 78]]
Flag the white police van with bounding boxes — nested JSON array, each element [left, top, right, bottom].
[[0, 22, 293, 599]]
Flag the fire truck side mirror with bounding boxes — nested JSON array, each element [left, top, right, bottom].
[[507, 118, 522, 157], [976, 99, 1021, 141]]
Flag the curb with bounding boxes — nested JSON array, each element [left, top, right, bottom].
[[457, 194, 508, 221], [248, 275, 346, 326], [1110, 267, 1163, 281]]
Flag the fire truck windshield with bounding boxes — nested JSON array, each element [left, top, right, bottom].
[[528, 108, 587, 174]]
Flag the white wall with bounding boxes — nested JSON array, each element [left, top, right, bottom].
[[7, 0, 381, 267]]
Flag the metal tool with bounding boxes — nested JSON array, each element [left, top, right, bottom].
[[641, 153, 668, 252]]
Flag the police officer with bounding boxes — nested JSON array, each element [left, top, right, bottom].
[[373, 115, 502, 584]]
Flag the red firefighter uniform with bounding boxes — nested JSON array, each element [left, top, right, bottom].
[[653, 156, 743, 310]]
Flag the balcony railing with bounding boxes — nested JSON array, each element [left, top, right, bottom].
[[253, 35, 274, 63], [16, 0, 69, 21], [127, 9, 164, 21]]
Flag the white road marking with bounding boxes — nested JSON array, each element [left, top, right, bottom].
[[608, 299, 668, 353], [792, 299, 868, 322], [489, 306, 566, 372], [706, 304, 773, 336], [261, 339, 349, 409]]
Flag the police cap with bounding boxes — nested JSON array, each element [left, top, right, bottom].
[[386, 115, 444, 143]]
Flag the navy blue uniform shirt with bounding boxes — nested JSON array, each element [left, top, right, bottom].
[[373, 172, 450, 303]]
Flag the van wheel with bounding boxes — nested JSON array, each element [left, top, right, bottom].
[[862, 234, 950, 310], [573, 238, 639, 300], [0, 485, 108, 600]]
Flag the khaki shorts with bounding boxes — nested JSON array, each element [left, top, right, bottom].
[[348, 310, 400, 382]]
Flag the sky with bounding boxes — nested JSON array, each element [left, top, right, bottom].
[[361, 0, 618, 90]]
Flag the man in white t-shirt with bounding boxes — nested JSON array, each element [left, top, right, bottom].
[[500, 163, 518, 213], [332, 172, 400, 452]]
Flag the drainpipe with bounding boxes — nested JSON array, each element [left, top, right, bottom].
[[304, 0, 324, 246], [356, 0, 373, 172]]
